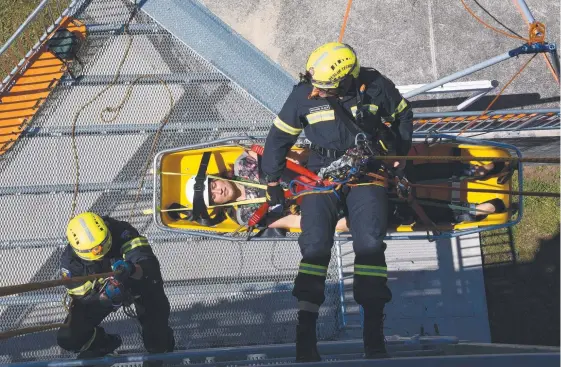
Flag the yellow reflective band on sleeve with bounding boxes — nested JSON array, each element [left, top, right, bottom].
[[67, 281, 93, 296], [273, 117, 302, 135], [396, 98, 408, 113], [122, 236, 150, 255], [299, 262, 328, 277], [305, 110, 335, 124], [351, 104, 379, 117], [354, 264, 388, 278]]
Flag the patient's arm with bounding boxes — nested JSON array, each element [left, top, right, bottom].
[[268, 214, 302, 229], [267, 214, 349, 232]]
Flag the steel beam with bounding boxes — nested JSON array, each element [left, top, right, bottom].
[[0, 181, 152, 196], [18, 109, 559, 138]]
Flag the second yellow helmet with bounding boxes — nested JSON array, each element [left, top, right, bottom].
[[66, 212, 112, 261], [306, 42, 360, 89]]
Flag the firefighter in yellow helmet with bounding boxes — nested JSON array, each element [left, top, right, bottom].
[[57, 212, 175, 360], [261, 42, 413, 361]]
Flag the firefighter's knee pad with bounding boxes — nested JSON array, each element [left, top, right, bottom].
[[57, 325, 85, 352], [354, 237, 387, 257], [301, 246, 332, 262]]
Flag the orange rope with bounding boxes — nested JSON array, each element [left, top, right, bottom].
[[511, 0, 531, 30], [338, 0, 353, 43], [511, 0, 560, 83], [541, 53, 560, 83], [461, 0, 529, 42], [458, 53, 537, 136]]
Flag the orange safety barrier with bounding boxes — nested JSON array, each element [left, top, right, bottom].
[[0, 17, 86, 155]]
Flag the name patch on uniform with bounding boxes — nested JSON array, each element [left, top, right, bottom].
[[309, 105, 330, 113], [61, 268, 71, 278]]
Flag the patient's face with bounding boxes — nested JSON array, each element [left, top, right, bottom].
[[210, 179, 236, 204]]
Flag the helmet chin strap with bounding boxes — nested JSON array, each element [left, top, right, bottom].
[[317, 76, 355, 98]]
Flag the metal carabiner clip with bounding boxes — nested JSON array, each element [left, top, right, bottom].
[[355, 132, 367, 147]]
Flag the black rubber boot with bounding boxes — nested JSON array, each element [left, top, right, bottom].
[[295, 311, 321, 363], [363, 305, 389, 359], [77, 328, 122, 359]]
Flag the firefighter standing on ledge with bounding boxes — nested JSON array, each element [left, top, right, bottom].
[[57, 212, 175, 359], [261, 42, 413, 361]]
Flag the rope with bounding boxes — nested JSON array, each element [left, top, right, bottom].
[[458, 53, 537, 136], [338, 0, 353, 43], [161, 197, 266, 211], [373, 155, 560, 164], [410, 182, 560, 198], [388, 197, 494, 214], [0, 323, 67, 340], [460, 0, 529, 42], [0, 272, 115, 297], [69, 1, 175, 222], [70, 6, 136, 219], [510, 0, 560, 84], [472, 0, 524, 39], [127, 77, 174, 222]]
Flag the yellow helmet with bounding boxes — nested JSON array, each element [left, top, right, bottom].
[[306, 42, 360, 89], [66, 212, 112, 261]]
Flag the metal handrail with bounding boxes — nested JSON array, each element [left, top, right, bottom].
[[0, 0, 78, 87], [0, 0, 51, 57]]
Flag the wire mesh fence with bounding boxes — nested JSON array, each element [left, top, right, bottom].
[[0, 0, 342, 363], [0, 0, 559, 364]]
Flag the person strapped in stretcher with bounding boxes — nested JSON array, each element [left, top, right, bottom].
[[168, 146, 510, 235]]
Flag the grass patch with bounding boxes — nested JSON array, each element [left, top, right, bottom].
[[0, 0, 71, 75], [481, 164, 560, 264], [0, 1, 38, 42]]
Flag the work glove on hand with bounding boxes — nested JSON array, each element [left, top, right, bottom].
[[266, 184, 285, 213], [100, 278, 126, 310], [111, 260, 136, 283]]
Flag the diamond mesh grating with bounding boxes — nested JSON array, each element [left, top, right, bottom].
[[0, 0, 342, 363]]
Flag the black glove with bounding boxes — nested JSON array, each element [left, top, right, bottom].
[[266, 184, 285, 213], [111, 260, 136, 283]]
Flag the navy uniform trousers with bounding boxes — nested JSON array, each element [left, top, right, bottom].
[[293, 183, 392, 308]]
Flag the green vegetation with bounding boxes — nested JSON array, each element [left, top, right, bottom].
[[0, 0, 71, 75], [481, 165, 560, 264]]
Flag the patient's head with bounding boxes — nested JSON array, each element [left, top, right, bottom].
[[186, 176, 237, 206]]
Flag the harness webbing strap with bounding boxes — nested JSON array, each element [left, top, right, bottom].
[[180, 152, 227, 226]]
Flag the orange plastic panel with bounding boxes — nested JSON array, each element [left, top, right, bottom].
[[0, 16, 86, 155]]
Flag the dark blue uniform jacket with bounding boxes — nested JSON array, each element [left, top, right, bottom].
[[262, 67, 413, 181]]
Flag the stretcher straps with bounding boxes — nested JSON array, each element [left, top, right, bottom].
[[393, 176, 441, 236], [408, 194, 442, 236], [187, 152, 226, 226]]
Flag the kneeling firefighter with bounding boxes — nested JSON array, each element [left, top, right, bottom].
[[261, 42, 413, 361], [57, 212, 175, 359]]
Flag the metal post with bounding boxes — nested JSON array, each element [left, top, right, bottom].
[[514, 0, 535, 24], [334, 241, 347, 329], [403, 51, 512, 99], [549, 47, 560, 80]]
